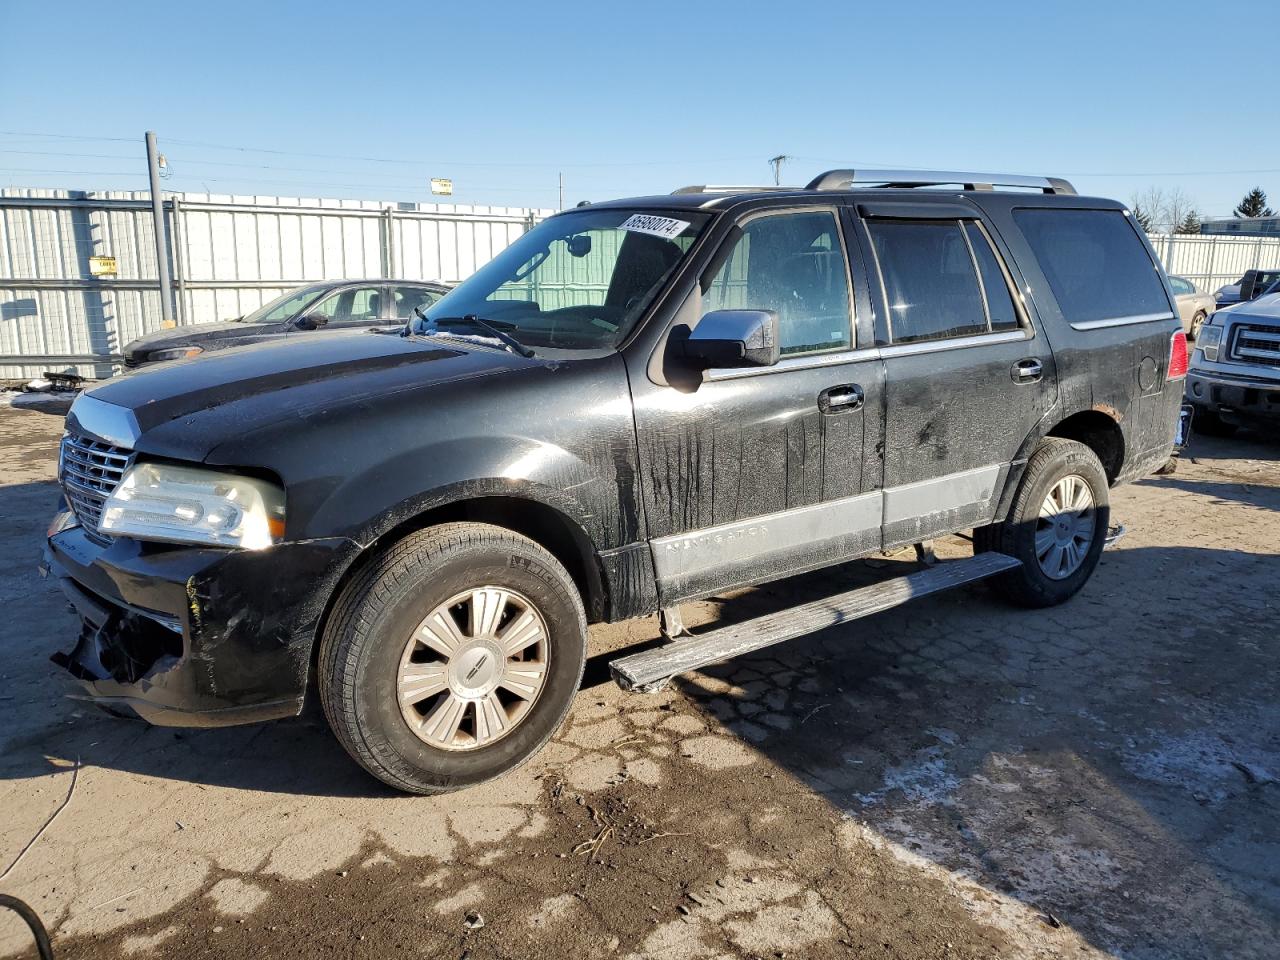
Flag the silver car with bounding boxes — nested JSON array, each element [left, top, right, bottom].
[[1169, 275, 1215, 339]]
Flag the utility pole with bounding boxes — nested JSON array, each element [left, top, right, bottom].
[[558, 172, 564, 211], [768, 154, 791, 186], [145, 131, 176, 328]]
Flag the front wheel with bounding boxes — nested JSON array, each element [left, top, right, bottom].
[[319, 522, 587, 794], [975, 438, 1109, 608]]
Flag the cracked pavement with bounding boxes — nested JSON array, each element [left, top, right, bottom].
[[1, 399, 1277, 959]]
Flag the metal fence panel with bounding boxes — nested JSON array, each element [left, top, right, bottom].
[[1147, 232, 1280, 293], [0, 189, 554, 377]]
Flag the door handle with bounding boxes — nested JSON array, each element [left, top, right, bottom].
[[1011, 358, 1043, 384], [819, 383, 863, 413]]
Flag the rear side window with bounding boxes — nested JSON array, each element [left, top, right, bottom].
[[1013, 209, 1170, 324], [868, 220, 1022, 344], [965, 223, 1020, 333]]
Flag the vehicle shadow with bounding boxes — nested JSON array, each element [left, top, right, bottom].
[[655, 539, 1280, 959], [1184, 430, 1280, 463]]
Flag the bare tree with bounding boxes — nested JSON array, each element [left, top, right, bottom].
[[1163, 188, 1194, 234], [1130, 186, 1200, 234]]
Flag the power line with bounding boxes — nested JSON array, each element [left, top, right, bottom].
[[0, 130, 137, 143]]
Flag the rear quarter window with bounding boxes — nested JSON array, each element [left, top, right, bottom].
[[1013, 208, 1170, 325]]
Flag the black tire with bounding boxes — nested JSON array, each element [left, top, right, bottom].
[[1190, 405, 1237, 437], [1189, 311, 1207, 340], [319, 522, 586, 794], [976, 437, 1110, 608]]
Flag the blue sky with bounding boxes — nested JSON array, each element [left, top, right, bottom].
[[2, 0, 1276, 218]]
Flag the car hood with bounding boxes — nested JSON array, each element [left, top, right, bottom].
[[123, 320, 283, 355], [75, 329, 538, 462]]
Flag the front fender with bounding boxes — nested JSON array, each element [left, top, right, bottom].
[[300, 435, 629, 550]]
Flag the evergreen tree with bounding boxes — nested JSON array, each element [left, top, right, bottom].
[[1175, 210, 1202, 234], [1233, 187, 1274, 218], [1131, 203, 1155, 233]]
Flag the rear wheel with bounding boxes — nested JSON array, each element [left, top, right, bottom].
[[976, 437, 1109, 608], [319, 522, 586, 794], [1189, 310, 1207, 340]]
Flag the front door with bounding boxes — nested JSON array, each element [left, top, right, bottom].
[[853, 203, 1057, 548], [628, 207, 886, 603]]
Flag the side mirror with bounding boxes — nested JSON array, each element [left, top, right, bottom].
[[683, 310, 780, 369], [1240, 270, 1259, 302], [295, 313, 329, 330]]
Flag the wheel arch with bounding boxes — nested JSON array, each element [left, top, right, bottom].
[[1045, 409, 1126, 484], [307, 488, 609, 688]]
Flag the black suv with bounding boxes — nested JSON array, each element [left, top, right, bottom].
[[45, 170, 1187, 794], [121, 279, 450, 366]]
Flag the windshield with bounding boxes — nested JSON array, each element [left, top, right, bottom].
[[238, 284, 328, 323], [415, 208, 711, 349]]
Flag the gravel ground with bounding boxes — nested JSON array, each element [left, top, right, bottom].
[[1, 401, 1277, 960]]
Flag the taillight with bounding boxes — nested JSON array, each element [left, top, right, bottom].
[[1168, 331, 1188, 381]]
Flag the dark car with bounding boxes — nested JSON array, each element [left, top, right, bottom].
[[121, 279, 451, 366], [1213, 269, 1280, 310], [45, 169, 1186, 795]]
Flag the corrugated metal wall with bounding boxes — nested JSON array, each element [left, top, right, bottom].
[[0, 188, 552, 378], [1146, 232, 1280, 293]]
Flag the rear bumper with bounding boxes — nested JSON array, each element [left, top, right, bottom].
[[1187, 369, 1280, 422], [43, 507, 360, 727]]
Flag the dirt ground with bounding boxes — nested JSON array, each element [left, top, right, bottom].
[[1, 398, 1277, 960]]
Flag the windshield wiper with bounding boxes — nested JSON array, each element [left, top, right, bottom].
[[413, 309, 535, 358]]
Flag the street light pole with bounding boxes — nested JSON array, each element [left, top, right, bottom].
[[145, 131, 175, 328]]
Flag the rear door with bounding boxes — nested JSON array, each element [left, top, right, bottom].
[[629, 205, 886, 602], [853, 201, 1057, 548]]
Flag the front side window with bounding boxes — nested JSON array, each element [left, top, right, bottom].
[[701, 210, 853, 356], [1013, 208, 1170, 324], [313, 286, 383, 324], [393, 285, 443, 318], [417, 208, 712, 350]]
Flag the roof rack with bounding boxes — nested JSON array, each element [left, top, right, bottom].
[[805, 169, 1076, 195], [672, 185, 801, 195]]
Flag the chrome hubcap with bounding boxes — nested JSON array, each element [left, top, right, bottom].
[[1035, 475, 1096, 580], [397, 587, 549, 751]]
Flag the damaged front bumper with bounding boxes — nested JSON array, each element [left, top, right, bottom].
[[42, 505, 360, 727]]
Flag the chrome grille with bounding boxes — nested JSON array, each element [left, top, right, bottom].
[[60, 432, 133, 532], [1231, 323, 1280, 368]]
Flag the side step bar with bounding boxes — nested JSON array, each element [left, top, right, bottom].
[[609, 552, 1022, 693]]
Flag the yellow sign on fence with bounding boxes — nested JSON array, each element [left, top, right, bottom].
[[88, 255, 118, 277]]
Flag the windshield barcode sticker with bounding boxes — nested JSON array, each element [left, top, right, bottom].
[[620, 214, 691, 240]]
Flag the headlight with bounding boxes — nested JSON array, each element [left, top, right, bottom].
[[100, 462, 285, 549], [148, 346, 204, 362], [1197, 322, 1223, 362]]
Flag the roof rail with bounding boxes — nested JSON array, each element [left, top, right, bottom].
[[804, 169, 1077, 196], [672, 185, 801, 195]]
